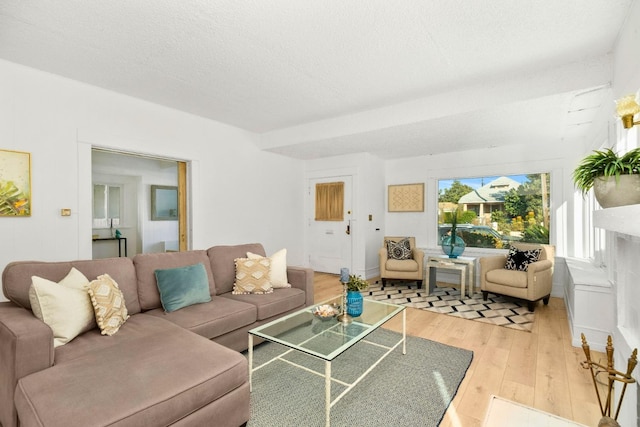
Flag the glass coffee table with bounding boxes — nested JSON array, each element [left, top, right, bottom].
[[248, 295, 406, 427]]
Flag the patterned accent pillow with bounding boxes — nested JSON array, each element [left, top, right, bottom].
[[88, 274, 129, 336], [504, 247, 542, 271], [386, 238, 412, 260], [233, 257, 274, 294]]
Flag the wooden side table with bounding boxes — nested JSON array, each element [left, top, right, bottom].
[[425, 255, 477, 297]]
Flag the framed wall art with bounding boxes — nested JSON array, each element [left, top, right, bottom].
[[388, 183, 424, 212], [0, 149, 31, 217], [151, 185, 178, 220]]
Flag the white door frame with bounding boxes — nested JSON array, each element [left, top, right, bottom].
[[305, 167, 359, 275]]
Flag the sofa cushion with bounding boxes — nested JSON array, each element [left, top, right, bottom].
[[233, 257, 273, 295], [221, 288, 306, 321], [504, 247, 541, 271], [143, 296, 257, 340], [15, 315, 248, 427], [155, 263, 212, 312], [247, 248, 291, 289], [29, 268, 96, 347], [2, 258, 141, 315], [88, 274, 130, 336], [207, 243, 266, 295], [134, 251, 215, 311], [486, 268, 528, 288]]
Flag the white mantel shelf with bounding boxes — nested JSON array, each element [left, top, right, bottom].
[[593, 205, 640, 237]]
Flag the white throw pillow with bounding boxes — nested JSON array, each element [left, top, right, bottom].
[[29, 267, 96, 347], [247, 248, 291, 289]]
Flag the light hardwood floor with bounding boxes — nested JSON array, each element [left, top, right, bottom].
[[313, 272, 607, 427]]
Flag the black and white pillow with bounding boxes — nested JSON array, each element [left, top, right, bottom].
[[504, 247, 542, 271], [386, 238, 412, 260]]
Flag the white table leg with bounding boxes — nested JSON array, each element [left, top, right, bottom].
[[325, 361, 331, 427], [248, 334, 253, 392], [402, 309, 406, 355], [460, 268, 466, 298]]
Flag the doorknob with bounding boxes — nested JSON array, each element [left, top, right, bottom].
[[346, 221, 350, 235]]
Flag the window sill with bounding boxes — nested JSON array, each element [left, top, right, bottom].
[[593, 205, 640, 237]]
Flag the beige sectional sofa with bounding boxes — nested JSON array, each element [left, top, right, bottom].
[[0, 243, 314, 427]]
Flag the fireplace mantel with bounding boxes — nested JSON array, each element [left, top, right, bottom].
[[593, 205, 640, 236]]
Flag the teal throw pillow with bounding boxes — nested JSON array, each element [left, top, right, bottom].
[[155, 263, 212, 312]]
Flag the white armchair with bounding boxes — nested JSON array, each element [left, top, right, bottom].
[[479, 242, 555, 312], [379, 236, 424, 287]]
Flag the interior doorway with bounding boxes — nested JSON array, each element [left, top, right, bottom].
[[307, 175, 353, 274], [91, 149, 188, 258]]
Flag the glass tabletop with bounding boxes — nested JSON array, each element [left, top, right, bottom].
[[249, 295, 404, 361]]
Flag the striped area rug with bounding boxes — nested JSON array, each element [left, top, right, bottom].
[[364, 280, 535, 332]]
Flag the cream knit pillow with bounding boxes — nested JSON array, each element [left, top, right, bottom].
[[29, 267, 96, 347], [246, 248, 291, 289]]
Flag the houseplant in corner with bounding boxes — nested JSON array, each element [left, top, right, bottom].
[[573, 148, 640, 208], [346, 274, 369, 317]]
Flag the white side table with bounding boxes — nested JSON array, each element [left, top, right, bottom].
[[426, 255, 477, 297]]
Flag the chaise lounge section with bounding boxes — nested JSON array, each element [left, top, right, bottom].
[[0, 243, 313, 427]]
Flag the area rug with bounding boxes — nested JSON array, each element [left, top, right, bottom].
[[246, 328, 473, 427], [364, 280, 535, 332]]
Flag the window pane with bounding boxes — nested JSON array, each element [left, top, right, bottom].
[[438, 173, 550, 248], [108, 186, 120, 219]]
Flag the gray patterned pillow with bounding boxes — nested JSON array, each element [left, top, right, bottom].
[[386, 238, 412, 260], [504, 247, 541, 271]]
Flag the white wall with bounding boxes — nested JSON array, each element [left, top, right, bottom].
[[0, 59, 306, 302], [609, 2, 640, 425]]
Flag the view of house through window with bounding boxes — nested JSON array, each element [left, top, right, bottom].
[[438, 173, 550, 248]]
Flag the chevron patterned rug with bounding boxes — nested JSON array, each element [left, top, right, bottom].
[[364, 280, 535, 332]]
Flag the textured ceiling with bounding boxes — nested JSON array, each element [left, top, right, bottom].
[[0, 1, 634, 159]]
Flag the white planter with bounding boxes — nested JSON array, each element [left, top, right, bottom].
[[593, 174, 640, 208]]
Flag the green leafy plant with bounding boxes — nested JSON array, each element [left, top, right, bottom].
[[346, 274, 369, 292], [573, 148, 640, 195], [522, 224, 549, 243]]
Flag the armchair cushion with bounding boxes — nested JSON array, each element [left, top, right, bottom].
[[486, 269, 528, 288], [386, 238, 412, 260], [504, 247, 541, 271], [385, 259, 419, 272]]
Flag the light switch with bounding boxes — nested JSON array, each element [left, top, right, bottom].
[[368, 214, 373, 221], [60, 208, 71, 216]]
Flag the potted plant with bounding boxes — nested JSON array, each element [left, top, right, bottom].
[[346, 274, 368, 317], [573, 148, 640, 208], [441, 208, 466, 258]]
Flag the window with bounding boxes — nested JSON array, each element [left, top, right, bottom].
[[93, 183, 122, 228], [438, 173, 550, 249]]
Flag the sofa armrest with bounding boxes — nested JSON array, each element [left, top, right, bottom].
[[479, 255, 507, 272], [287, 266, 314, 307], [479, 255, 507, 289], [526, 259, 554, 300], [526, 259, 553, 274], [378, 248, 388, 276], [411, 248, 424, 270], [0, 302, 54, 427]]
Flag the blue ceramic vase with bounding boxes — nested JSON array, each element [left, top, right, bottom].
[[346, 290, 363, 317], [441, 235, 465, 258]]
